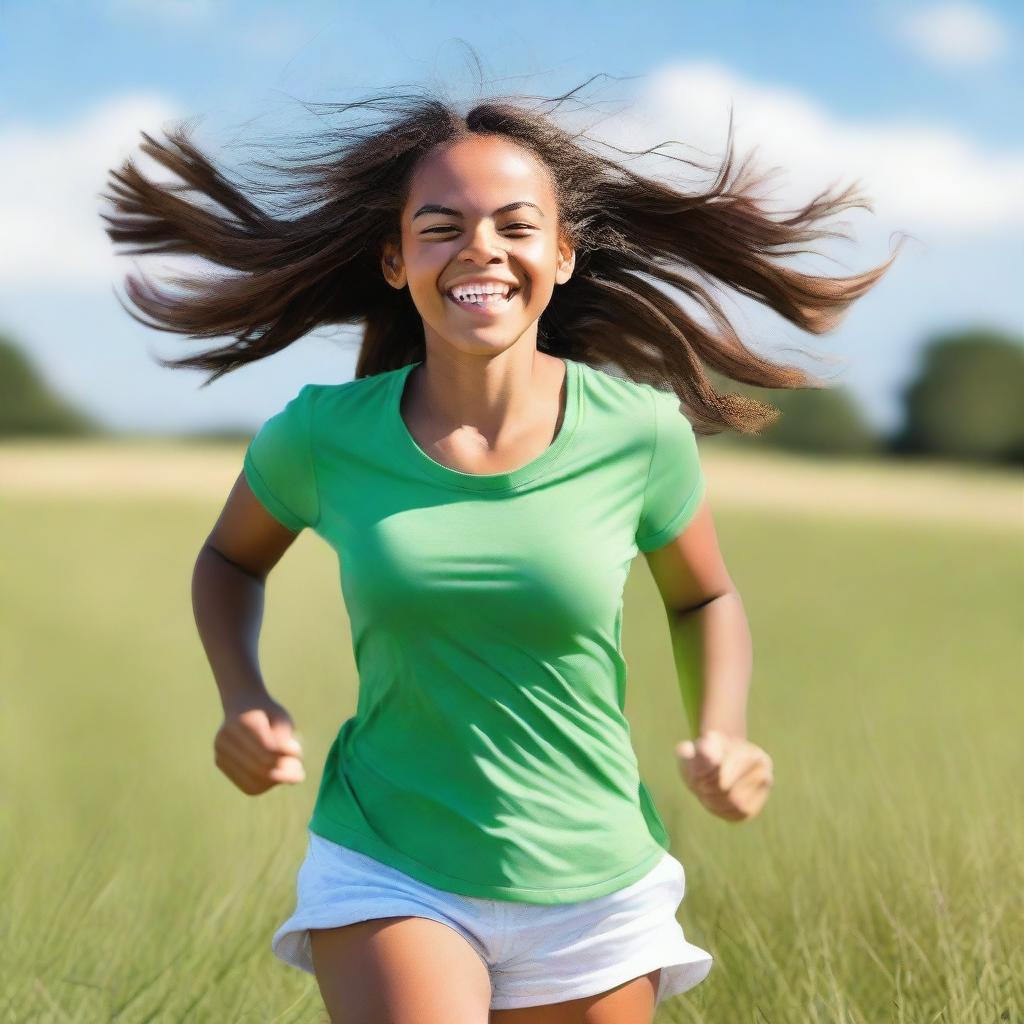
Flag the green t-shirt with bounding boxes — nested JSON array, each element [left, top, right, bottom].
[[243, 357, 706, 903]]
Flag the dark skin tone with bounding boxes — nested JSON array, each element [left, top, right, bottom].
[[193, 478, 306, 794], [192, 134, 770, 1022]]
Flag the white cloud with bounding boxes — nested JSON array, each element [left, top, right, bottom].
[[0, 95, 223, 288], [894, 2, 1011, 67], [583, 61, 1024, 241]]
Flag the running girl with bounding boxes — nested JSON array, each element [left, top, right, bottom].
[[102, 79, 901, 1023]]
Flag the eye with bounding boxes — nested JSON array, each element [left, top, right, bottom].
[[422, 224, 536, 235]]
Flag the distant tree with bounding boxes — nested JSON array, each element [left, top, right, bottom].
[[753, 385, 881, 455], [891, 328, 1024, 465], [179, 426, 258, 443], [700, 368, 880, 455], [0, 334, 103, 436]]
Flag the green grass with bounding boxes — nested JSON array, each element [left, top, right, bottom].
[[0, 461, 1021, 1022]]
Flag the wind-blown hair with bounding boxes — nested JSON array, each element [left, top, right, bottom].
[[100, 76, 907, 434]]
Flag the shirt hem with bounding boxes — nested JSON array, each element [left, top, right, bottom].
[[307, 808, 671, 904], [242, 449, 307, 532], [636, 474, 707, 552]]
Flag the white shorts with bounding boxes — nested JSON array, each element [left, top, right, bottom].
[[272, 829, 713, 1010]]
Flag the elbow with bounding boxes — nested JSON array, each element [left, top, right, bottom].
[[668, 585, 740, 617]]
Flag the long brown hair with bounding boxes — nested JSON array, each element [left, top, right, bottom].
[[100, 75, 907, 435]]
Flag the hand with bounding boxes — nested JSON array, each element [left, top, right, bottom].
[[674, 729, 773, 823], [213, 697, 305, 796]]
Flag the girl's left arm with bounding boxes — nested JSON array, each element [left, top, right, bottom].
[[644, 496, 773, 822], [666, 588, 751, 742]]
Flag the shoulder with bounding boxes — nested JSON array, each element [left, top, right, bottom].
[[301, 367, 403, 428], [576, 360, 689, 439], [575, 359, 655, 418]]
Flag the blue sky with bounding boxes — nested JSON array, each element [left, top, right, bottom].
[[1, 0, 1021, 434]]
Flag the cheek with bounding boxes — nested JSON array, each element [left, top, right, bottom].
[[405, 261, 446, 304], [520, 274, 555, 308], [524, 244, 563, 290]]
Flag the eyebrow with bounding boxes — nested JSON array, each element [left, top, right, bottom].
[[412, 201, 545, 221]]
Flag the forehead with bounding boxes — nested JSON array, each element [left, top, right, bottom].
[[406, 136, 553, 210]]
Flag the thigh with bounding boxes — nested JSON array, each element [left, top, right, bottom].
[[488, 968, 661, 1024], [310, 914, 493, 1024]]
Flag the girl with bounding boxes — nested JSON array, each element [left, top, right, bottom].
[[103, 80, 901, 1023]]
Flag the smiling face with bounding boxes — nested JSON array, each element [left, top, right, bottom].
[[381, 134, 575, 359]]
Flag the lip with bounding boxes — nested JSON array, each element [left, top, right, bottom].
[[445, 286, 520, 317]]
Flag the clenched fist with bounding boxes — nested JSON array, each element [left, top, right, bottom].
[[675, 729, 773, 822], [214, 698, 306, 796]]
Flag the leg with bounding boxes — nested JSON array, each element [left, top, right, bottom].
[[310, 914, 493, 1024], [489, 967, 661, 1024]]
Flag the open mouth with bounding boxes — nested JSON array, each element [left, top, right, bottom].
[[445, 286, 521, 312]]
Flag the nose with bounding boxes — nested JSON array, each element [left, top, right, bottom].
[[457, 223, 508, 264]]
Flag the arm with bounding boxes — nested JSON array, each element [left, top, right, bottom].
[[644, 496, 772, 822], [193, 471, 307, 794], [643, 496, 751, 740], [193, 470, 297, 714]]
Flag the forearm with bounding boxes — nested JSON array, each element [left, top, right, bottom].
[[192, 544, 271, 715], [667, 589, 752, 740]]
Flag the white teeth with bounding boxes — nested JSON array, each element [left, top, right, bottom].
[[449, 286, 514, 306]]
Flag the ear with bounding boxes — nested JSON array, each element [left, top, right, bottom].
[[381, 242, 406, 289], [555, 231, 575, 286]]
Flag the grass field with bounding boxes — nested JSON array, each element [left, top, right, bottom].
[[1, 442, 1021, 1023]]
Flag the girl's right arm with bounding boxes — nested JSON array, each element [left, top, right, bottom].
[[192, 470, 307, 796]]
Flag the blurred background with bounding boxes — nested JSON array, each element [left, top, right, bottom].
[[1, 1, 1021, 1021]]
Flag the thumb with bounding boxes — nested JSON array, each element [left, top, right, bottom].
[[696, 730, 726, 764], [244, 707, 278, 750], [266, 716, 303, 757], [274, 729, 303, 758], [675, 740, 696, 760]]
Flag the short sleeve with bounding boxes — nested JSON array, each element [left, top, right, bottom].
[[634, 387, 706, 552], [242, 384, 320, 532]]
